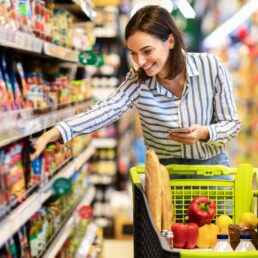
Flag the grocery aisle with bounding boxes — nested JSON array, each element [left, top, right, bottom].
[[1, 0, 258, 257], [102, 239, 134, 258]]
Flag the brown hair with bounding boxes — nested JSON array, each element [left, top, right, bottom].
[[125, 5, 186, 82]]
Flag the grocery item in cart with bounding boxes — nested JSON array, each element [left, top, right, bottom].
[[130, 163, 258, 258], [145, 150, 173, 233], [228, 224, 258, 250], [235, 234, 256, 252], [212, 234, 233, 252], [187, 196, 216, 226], [145, 150, 162, 232]]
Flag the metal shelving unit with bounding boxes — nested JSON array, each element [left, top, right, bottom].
[[0, 143, 95, 247], [0, 101, 92, 148], [42, 186, 96, 258], [0, 2, 115, 256]]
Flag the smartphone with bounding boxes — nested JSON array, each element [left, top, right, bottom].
[[168, 127, 190, 133]]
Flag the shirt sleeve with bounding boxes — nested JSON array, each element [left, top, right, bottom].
[[55, 69, 140, 143], [206, 56, 241, 147]]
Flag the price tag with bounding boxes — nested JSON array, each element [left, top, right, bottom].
[[52, 177, 72, 196], [78, 205, 93, 219], [79, 50, 97, 65], [79, 50, 105, 67]]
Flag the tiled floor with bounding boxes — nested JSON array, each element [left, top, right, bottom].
[[102, 239, 134, 258]]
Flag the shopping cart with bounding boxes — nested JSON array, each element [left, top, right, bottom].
[[130, 163, 258, 258]]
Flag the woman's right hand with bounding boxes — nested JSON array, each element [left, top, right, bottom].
[[30, 127, 61, 160], [167, 124, 209, 145]]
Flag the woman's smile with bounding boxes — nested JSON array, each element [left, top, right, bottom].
[[143, 63, 155, 72]]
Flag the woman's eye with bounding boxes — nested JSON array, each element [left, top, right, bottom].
[[144, 50, 152, 55]]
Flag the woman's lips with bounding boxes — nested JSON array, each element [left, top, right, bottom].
[[143, 63, 154, 71]]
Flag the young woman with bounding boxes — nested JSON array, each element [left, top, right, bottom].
[[31, 5, 241, 167]]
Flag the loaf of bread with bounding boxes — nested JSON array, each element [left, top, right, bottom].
[[145, 150, 163, 232], [160, 164, 173, 230], [145, 150, 173, 232]]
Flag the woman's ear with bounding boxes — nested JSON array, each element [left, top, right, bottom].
[[168, 34, 175, 48]]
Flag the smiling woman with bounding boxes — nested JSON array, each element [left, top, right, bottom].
[[126, 31, 173, 78], [31, 5, 241, 168], [125, 6, 186, 83]]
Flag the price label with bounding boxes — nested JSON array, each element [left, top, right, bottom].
[[79, 50, 105, 67], [78, 205, 93, 219], [52, 177, 72, 196], [79, 50, 97, 65]]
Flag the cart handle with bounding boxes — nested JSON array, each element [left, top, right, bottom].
[[130, 165, 258, 183], [165, 164, 237, 176]]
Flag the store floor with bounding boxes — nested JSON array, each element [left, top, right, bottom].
[[103, 239, 134, 258]]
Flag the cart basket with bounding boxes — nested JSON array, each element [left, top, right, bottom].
[[130, 163, 258, 258]]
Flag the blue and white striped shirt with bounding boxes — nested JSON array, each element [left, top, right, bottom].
[[56, 52, 241, 160]]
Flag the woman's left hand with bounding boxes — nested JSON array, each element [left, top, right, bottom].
[[167, 125, 209, 145]]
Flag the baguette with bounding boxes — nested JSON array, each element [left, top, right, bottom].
[[161, 180, 168, 231], [160, 164, 174, 229], [145, 150, 162, 232]]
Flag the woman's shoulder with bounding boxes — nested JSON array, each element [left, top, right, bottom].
[[187, 52, 222, 63]]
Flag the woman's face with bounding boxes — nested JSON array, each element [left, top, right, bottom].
[[127, 31, 173, 78]]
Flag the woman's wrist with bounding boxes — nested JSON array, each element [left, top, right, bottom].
[[44, 127, 61, 143], [201, 126, 210, 141]]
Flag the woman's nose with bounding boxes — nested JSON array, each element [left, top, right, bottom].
[[136, 55, 146, 66]]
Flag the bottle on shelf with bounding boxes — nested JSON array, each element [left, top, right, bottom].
[[212, 234, 233, 252], [235, 234, 256, 252]]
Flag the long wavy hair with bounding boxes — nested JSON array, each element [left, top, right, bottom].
[[125, 5, 186, 82]]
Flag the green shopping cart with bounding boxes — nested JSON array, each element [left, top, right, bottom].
[[130, 163, 258, 258]]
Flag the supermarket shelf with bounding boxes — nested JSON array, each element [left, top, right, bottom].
[[41, 143, 96, 203], [75, 221, 99, 258], [42, 214, 75, 258], [0, 101, 92, 148], [43, 42, 79, 62], [0, 193, 41, 247], [0, 27, 82, 62], [0, 143, 95, 248], [42, 186, 96, 258], [81, 185, 96, 205], [40, 161, 75, 204], [72, 0, 97, 21], [56, 0, 96, 21], [0, 28, 43, 53], [92, 138, 117, 148], [74, 144, 96, 171]]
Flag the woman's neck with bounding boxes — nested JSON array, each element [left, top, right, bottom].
[[157, 71, 186, 99]]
